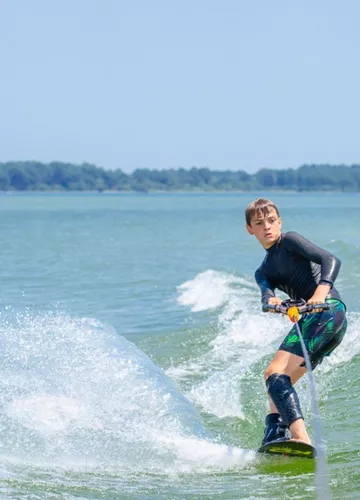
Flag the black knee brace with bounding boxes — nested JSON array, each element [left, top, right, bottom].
[[266, 373, 303, 427]]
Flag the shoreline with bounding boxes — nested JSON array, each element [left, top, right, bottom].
[[0, 189, 359, 195]]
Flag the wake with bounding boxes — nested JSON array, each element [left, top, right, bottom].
[[172, 270, 360, 420]]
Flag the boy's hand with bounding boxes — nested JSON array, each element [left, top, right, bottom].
[[307, 284, 330, 313], [306, 299, 325, 313], [307, 297, 326, 313], [267, 297, 282, 313]]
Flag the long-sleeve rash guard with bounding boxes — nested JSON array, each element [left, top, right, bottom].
[[255, 231, 342, 304]]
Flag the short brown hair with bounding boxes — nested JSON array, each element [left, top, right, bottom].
[[245, 198, 280, 226]]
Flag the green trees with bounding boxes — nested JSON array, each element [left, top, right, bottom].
[[1, 161, 360, 191]]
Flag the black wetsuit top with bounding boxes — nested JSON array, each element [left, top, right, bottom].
[[255, 231, 342, 304]]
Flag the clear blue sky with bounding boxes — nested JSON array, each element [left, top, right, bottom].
[[1, 0, 359, 173]]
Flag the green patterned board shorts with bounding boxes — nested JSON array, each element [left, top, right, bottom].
[[279, 298, 347, 370]]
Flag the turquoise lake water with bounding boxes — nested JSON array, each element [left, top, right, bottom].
[[0, 192, 359, 499]]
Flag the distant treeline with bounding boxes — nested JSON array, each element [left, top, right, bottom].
[[1, 161, 360, 192]]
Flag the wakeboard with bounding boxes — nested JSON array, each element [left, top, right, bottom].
[[258, 439, 316, 459]]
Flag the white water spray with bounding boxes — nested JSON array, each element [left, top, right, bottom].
[[0, 310, 255, 473]]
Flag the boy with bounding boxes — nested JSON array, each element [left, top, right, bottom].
[[245, 198, 347, 446]]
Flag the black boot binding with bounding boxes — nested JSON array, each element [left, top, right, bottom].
[[261, 413, 291, 446]]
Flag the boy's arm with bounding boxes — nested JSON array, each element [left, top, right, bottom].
[[285, 231, 341, 302], [255, 268, 277, 305]]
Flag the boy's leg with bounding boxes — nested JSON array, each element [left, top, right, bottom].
[[267, 357, 306, 412], [267, 363, 306, 412], [264, 350, 311, 444], [290, 365, 307, 385]]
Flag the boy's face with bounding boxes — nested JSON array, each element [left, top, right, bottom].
[[246, 208, 282, 249]]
